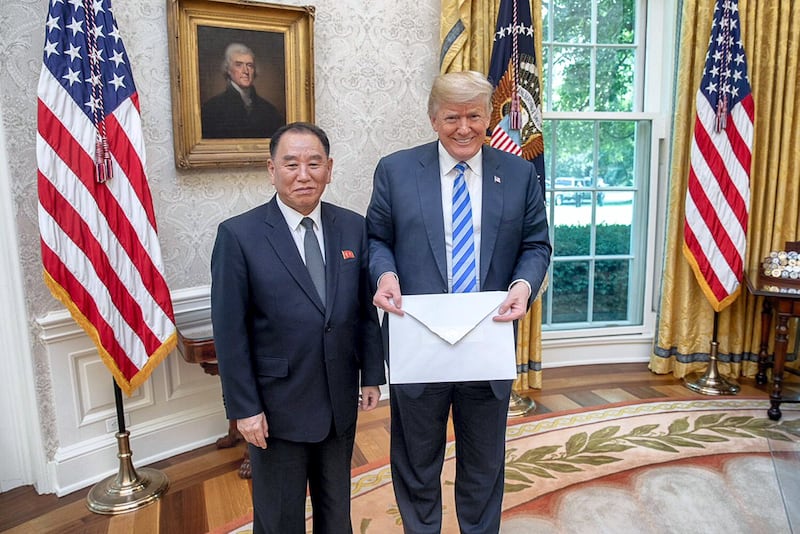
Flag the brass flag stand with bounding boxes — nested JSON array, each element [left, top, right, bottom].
[[87, 381, 169, 514], [508, 391, 535, 417], [684, 312, 741, 395]]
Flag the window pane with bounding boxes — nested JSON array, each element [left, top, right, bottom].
[[595, 48, 635, 111], [551, 46, 590, 111], [593, 259, 630, 321], [596, 214, 632, 255], [598, 121, 635, 185], [555, 121, 593, 177], [552, 0, 591, 43], [553, 219, 590, 257], [597, 0, 635, 44], [552, 260, 589, 323]]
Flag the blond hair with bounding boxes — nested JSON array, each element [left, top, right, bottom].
[[427, 71, 493, 118]]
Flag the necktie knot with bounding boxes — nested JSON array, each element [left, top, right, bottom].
[[301, 217, 315, 231], [454, 161, 467, 177]]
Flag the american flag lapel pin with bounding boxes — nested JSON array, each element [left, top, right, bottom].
[[494, 175, 501, 184], [341, 250, 355, 260]]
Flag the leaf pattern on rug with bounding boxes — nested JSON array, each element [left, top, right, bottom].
[[504, 413, 800, 493]]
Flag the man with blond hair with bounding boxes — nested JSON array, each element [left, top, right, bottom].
[[367, 71, 551, 533]]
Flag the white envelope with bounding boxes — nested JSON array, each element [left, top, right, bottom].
[[388, 291, 517, 384]]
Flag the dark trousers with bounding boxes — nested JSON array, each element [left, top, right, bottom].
[[390, 382, 510, 534], [249, 424, 356, 534]]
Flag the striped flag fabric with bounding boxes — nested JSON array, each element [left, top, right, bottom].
[[37, 0, 177, 395], [487, 0, 546, 195], [683, 0, 754, 312]]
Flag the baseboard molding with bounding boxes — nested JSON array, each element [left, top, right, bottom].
[[541, 335, 654, 368], [49, 405, 228, 497]]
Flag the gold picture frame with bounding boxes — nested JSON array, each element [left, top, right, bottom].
[[167, 0, 315, 168]]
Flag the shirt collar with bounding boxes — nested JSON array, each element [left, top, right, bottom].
[[436, 142, 483, 177], [275, 195, 322, 231]]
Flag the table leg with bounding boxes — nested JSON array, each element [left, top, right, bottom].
[[756, 299, 773, 385], [238, 449, 251, 479], [215, 419, 243, 449], [768, 313, 791, 421]]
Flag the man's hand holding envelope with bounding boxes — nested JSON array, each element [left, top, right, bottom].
[[383, 290, 521, 384], [373, 272, 530, 322]]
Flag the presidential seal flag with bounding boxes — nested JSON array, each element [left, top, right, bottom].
[[487, 0, 545, 194], [683, 0, 754, 312], [37, 0, 177, 395]]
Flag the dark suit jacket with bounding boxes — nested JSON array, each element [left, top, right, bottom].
[[366, 141, 552, 397], [211, 197, 385, 443], [201, 84, 284, 139]]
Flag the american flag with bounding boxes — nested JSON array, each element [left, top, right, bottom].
[[683, 0, 754, 312], [487, 0, 545, 196], [37, 0, 177, 395]]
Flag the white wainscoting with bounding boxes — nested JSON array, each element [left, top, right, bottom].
[[34, 283, 653, 495], [36, 286, 228, 496]]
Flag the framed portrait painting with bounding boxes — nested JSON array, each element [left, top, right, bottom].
[[167, 0, 315, 168]]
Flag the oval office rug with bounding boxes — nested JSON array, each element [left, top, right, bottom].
[[212, 398, 800, 534]]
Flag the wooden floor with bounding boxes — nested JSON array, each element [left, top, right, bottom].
[[2, 362, 797, 534]]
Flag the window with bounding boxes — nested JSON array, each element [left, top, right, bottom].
[[540, 0, 667, 333]]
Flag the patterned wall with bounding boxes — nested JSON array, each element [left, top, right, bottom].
[[3, 0, 440, 311], [1, 0, 439, 454]]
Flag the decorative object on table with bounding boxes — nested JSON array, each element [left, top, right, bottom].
[[760, 249, 800, 291]]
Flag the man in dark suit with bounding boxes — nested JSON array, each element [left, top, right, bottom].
[[201, 42, 284, 139], [211, 122, 385, 533], [366, 71, 551, 533]]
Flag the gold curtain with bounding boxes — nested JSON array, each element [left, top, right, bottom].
[[650, 0, 800, 378], [440, 0, 546, 389], [440, 0, 499, 74]]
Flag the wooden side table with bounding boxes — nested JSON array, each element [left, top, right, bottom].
[[745, 271, 800, 421], [177, 325, 251, 478]]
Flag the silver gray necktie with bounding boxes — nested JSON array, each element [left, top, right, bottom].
[[301, 217, 326, 306]]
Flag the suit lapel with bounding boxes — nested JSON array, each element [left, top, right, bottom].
[[263, 198, 326, 314], [321, 205, 339, 319], [417, 144, 448, 287], [480, 147, 504, 285]]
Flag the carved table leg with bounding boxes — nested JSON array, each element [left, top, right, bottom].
[[238, 448, 251, 479], [756, 299, 773, 385], [768, 313, 791, 421], [215, 419, 243, 449]]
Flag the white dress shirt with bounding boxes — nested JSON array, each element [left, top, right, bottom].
[[275, 196, 326, 264], [438, 143, 482, 292]]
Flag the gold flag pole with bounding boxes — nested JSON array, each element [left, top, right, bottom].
[[86, 381, 169, 514]]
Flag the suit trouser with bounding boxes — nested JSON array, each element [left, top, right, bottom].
[[249, 424, 356, 534], [390, 381, 510, 534]]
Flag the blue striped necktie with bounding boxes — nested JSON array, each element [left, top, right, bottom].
[[452, 162, 477, 293]]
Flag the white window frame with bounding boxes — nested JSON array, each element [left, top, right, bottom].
[[539, 0, 677, 365]]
